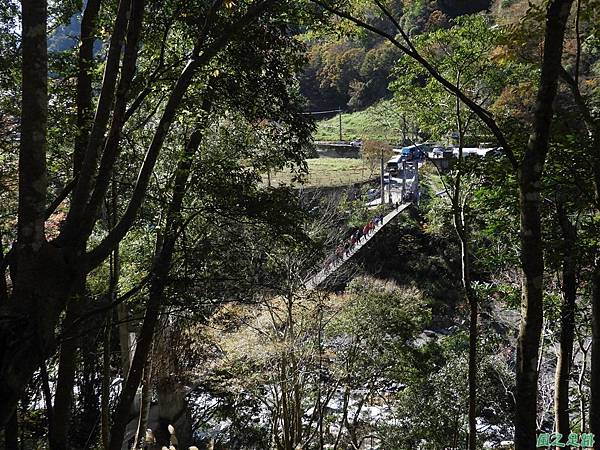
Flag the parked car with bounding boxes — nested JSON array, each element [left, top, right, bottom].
[[366, 188, 379, 200]]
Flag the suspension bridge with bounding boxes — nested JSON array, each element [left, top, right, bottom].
[[305, 173, 420, 291]]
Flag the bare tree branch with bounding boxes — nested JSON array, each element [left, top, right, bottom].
[[44, 178, 76, 220], [79, 0, 147, 240], [62, 0, 132, 242]]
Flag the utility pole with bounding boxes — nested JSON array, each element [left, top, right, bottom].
[[414, 160, 419, 205], [401, 159, 406, 203], [380, 148, 385, 206], [338, 107, 342, 142]]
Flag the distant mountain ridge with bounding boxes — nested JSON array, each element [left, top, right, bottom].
[[48, 10, 101, 53]]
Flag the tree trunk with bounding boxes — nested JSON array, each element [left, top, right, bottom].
[[117, 304, 132, 376], [467, 261, 477, 450], [0, 266, 75, 426], [577, 336, 590, 433], [0, 0, 62, 425], [74, 0, 101, 175], [108, 125, 208, 450], [108, 271, 168, 450], [590, 267, 600, 445], [132, 351, 152, 450], [514, 2, 573, 449], [51, 0, 101, 436], [554, 204, 577, 444], [17, 0, 47, 251], [452, 204, 477, 450], [0, 0, 278, 430], [4, 408, 17, 450], [61, 0, 132, 240], [453, 78, 478, 450], [50, 300, 80, 450], [74, 320, 102, 450], [515, 163, 548, 448], [0, 237, 8, 303]]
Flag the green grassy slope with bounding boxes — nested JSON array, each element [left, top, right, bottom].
[[314, 101, 403, 142]]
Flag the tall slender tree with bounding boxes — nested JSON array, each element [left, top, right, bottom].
[[557, 3, 600, 438]]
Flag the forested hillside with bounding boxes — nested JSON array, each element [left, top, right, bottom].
[[2, 1, 600, 450], [300, 0, 493, 111]]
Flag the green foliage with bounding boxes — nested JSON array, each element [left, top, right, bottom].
[[1, 0, 324, 446], [6, 0, 600, 447], [301, 38, 400, 110], [300, 0, 493, 110], [391, 14, 514, 143], [380, 332, 514, 449], [329, 277, 430, 378]]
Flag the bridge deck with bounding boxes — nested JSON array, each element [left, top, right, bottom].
[[305, 203, 412, 290]]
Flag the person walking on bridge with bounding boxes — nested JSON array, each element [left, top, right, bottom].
[[324, 254, 334, 270], [355, 228, 363, 244], [348, 233, 358, 254], [367, 220, 375, 235]]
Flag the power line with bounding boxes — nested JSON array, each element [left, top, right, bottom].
[[302, 108, 342, 115], [303, 107, 344, 140]]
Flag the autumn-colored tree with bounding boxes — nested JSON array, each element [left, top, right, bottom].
[[362, 139, 393, 174]]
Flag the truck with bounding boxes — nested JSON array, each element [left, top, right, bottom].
[[386, 155, 403, 175], [401, 144, 427, 161]]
